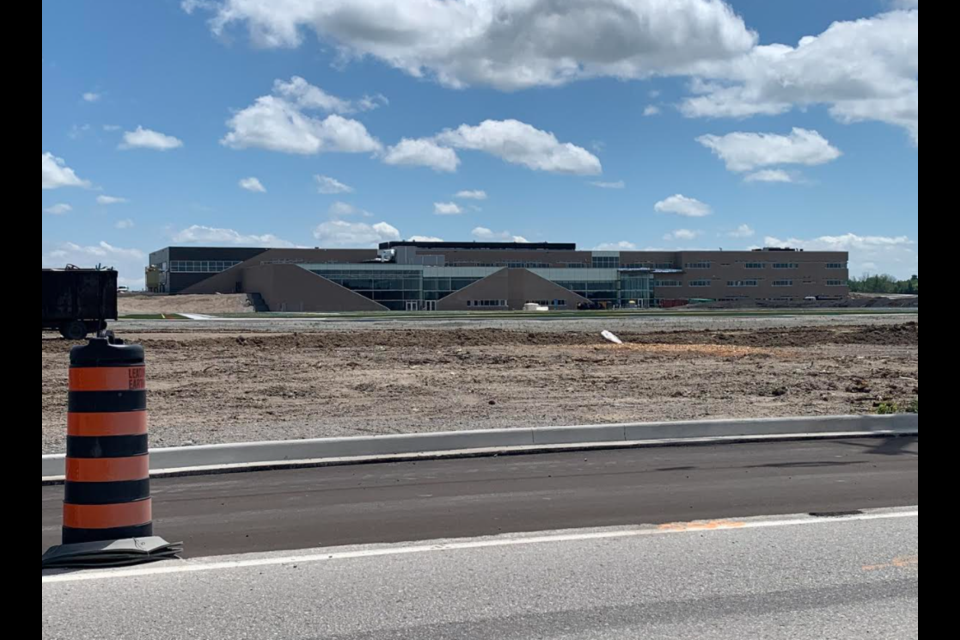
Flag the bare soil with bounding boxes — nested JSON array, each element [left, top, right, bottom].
[[118, 294, 252, 315], [41, 318, 918, 453]]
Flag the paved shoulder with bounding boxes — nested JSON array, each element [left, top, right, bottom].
[[42, 510, 919, 640]]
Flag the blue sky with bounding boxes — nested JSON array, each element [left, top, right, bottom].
[[42, 0, 918, 286]]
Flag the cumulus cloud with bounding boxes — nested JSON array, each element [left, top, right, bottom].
[[697, 128, 841, 173], [42, 241, 147, 288], [43, 203, 73, 215], [239, 177, 267, 193], [272, 76, 386, 114], [384, 120, 598, 175], [654, 194, 713, 217], [42, 153, 91, 190], [97, 195, 129, 205], [383, 138, 460, 173], [82, 92, 102, 103], [315, 175, 355, 194], [186, 2, 917, 141], [327, 202, 373, 218], [115, 219, 135, 230], [590, 181, 626, 190], [119, 126, 184, 151], [765, 233, 917, 279], [408, 235, 444, 243], [727, 224, 756, 238], [222, 78, 382, 155], [189, 0, 757, 91], [682, 10, 918, 143], [664, 229, 702, 241], [455, 190, 488, 201], [437, 120, 601, 175], [313, 220, 401, 247], [472, 227, 529, 243], [643, 106, 662, 117], [434, 202, 463, 216], [744, 169, 794, 184], [595, 241, 638, 251], [173, 225, 297, 247]]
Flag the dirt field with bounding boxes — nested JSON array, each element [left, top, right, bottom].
[[41, 315, 918, 453], [118, 294, 252, 315]]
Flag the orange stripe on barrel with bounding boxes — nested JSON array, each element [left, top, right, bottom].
[[68, 412, 149, 437], [70, 367, 146, 392], [66, 456, 150, 483], [63, 500, 152, 530]]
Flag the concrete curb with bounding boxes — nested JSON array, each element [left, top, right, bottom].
[[42, 414, 918, 484]]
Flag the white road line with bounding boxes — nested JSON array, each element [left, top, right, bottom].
[[42, 509, 918, 585]]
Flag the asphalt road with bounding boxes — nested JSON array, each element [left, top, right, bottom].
[[41, 509, 919, 640], [42, 438, 918, 558]]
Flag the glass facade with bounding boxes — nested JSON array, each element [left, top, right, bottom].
[[305, 264, 423, 311], [170, 260, 241, 273], [300, 264, 653, 310]]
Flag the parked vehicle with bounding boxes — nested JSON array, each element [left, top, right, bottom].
[[42, 267, 118, 339]]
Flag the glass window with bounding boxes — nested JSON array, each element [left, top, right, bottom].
[[685, 261, 711, 270], [773, 263, 799, 270], [728, 280, 759, 287], [744, 263, 765, 269], [827, 263, 847, 270], [689, 280, 711, 287], [773, 280, 794, 287]]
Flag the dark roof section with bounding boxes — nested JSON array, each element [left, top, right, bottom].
[[380, 241, 578, 251]]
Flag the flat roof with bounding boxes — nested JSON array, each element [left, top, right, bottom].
[[380, 241, 578, 251]]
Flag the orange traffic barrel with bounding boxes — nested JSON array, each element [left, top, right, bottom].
[[64, 338, 151, 545]]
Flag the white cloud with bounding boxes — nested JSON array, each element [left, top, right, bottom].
[[383, 138, 460, 173], [765, 233, 917, 279], [437, 120, 601, 176], [97, 195, 129, 205], [239, 177, 267, 193], [408, 235, 444, 243], [643, 106, 662, 117], [664, 229, 701, 241], [187, 2, 917, 142], [69, 124, 93, 140], [654, 194, 713, 218], [595, 241, 638, 251], [744, 169, 794, 184], [590, 181, 626, 190], [327, 202, 373, 218], [119, 126, 184, 151], [115, 219, 135, 230], [682, 10, 918, 143], [222, 78, 382, 155], [697, 128, 841, 173], [316, 175, 355, 194], [434, 202, 463, 216], [472, 227, 529, 243], [42, 153, 91, 190], [727, 224, 755, 238], [173, 225, 297, 247], [190, 0, 757, 91], [82, 92, 101, 103], [42, 241, 147, 288], [455, 190, 488, 201], [43, 204, 73, 215], [313, 220, 401, 247]]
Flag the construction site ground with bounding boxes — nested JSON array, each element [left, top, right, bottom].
[[41, 313, 918, 454]]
